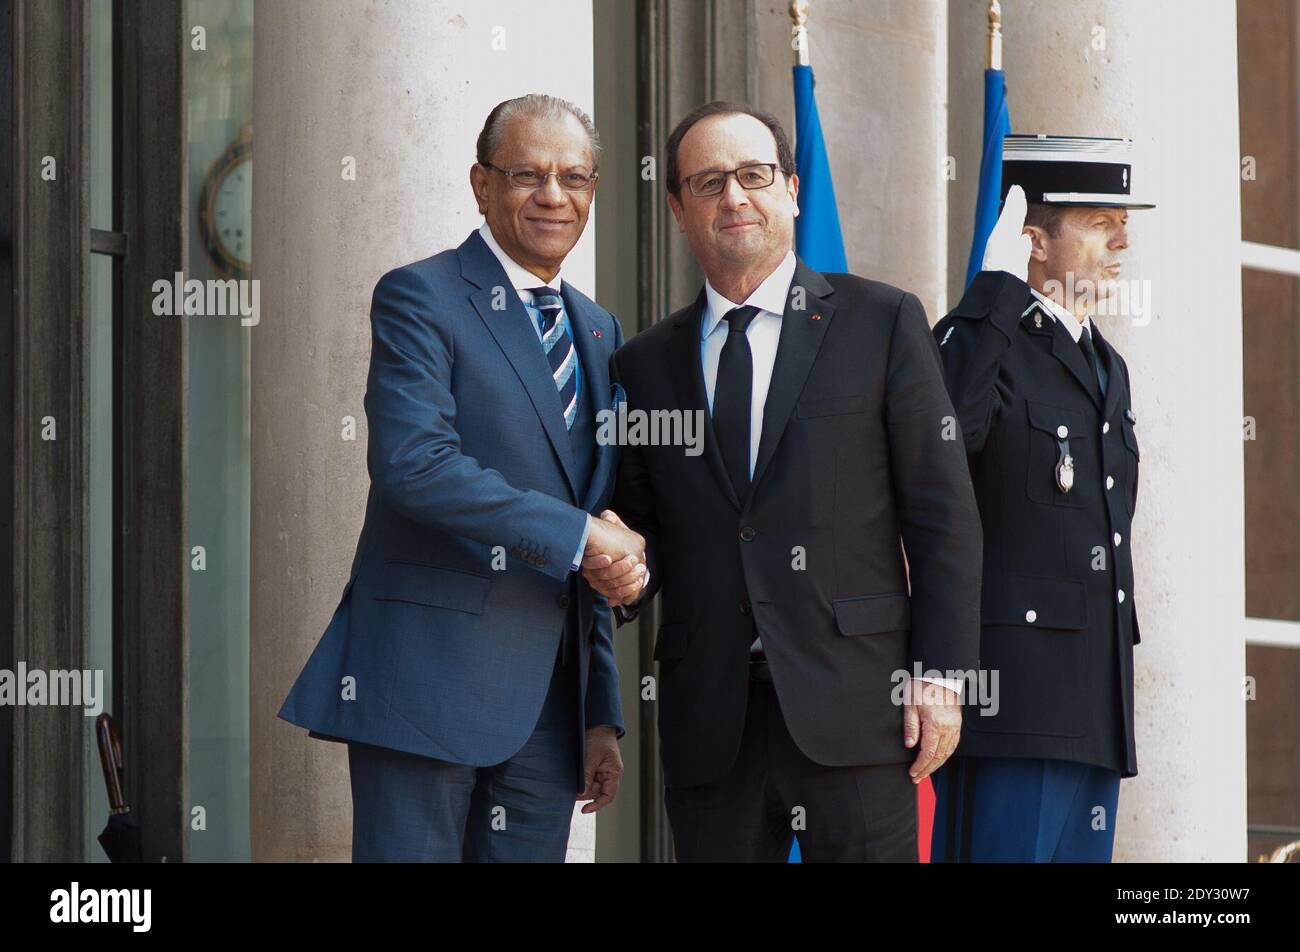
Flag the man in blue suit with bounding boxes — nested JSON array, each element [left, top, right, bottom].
[[279, 94, 646, 862]]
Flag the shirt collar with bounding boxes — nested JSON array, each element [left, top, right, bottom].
[[478, 220, 564, 299], [701, 250, 798, 339], [1029, 287, 1092, 343]]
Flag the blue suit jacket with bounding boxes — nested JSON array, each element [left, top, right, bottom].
[[278, 229, 626, 786]]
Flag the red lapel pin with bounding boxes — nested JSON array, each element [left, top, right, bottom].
[[592, 329, 602, 339], [810, 313, 822, 321]]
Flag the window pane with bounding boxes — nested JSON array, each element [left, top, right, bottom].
[[186, 0, 254, 862], [1237, 0, 1300, 251], [84, 0, 114, 866], [1246, 645, 1300, 861], [1243, 268, 1300, 622]]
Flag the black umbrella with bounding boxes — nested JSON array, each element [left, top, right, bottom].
[[96, 713, 143, 862]]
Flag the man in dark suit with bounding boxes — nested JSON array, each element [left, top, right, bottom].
[[929, 135, 1153, 862], [584, 102, 983, 862], [278, 94, 644, 862]]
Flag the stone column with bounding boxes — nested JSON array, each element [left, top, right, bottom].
[[948, 0, 1247, 861], [250, 0, 597, 862], [754, 0, 949, 318]]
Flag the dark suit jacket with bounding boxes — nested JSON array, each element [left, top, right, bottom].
[[932, 270, 1141, 776], [611, 257, 983, 789], [279, 229, 624, 790]]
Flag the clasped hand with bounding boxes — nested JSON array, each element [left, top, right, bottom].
[[581, 510, 647, 607]]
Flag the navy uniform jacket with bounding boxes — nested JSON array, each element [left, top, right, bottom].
[[932, 270, 1141, 777]]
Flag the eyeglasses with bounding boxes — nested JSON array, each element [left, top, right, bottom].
[[680, 163, 781, 198], [481, 162, 598, 192]]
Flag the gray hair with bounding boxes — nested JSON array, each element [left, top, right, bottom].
[[476, 93, 602, 168]]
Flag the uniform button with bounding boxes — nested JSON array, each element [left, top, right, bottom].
[[1113, 532, 1122, 547], [1056, 424, 1069, 439], [1025, 609, 1038, 623], [740, 598, 751, 616], [739, 526, 756, 542], [1102, 421, 1111, 434], [558, 593, 570, 609], [1106, 475, 1115, 490], [1118, 589, 1126, 603]]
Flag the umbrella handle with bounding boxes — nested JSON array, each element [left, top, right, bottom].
[[95, 713, 129, 814]]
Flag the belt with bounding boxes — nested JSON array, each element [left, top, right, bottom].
[[749, 654, 772, 682]]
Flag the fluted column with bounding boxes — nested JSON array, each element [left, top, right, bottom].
[[755, 0, 949, 318], [948, 0, 1247, 861], [250, 0, 597, 862]]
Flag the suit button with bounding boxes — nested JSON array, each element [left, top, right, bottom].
[[558, 593, 571, 609], [1025, 609, 1038, 623], [1106, 475, 1115, 490], [1113, 532, 1122, 547], [740, 599, 751, 615], [739, 526, 756, 542], [1102, 421, 1111, 434], [1118, 589, 1126, 603], [1056, 424, 1069, 439]]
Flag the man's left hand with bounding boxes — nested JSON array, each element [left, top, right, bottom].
[[902, 679, 962, 783], [578, 725, 623, 813]]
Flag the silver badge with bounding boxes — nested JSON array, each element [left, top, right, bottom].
[[1056, 451, 1075, 493], [1034, 312, 1043, 328]]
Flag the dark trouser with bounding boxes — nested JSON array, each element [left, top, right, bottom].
[[931, 756, 1122, 862], [347, 644, 579, 863], [664, 660, 917, 863]]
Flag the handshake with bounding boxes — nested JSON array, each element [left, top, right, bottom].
[[581, 510, 648, 607]]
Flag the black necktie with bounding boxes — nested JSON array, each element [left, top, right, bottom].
[[1078, 324, 1106, 397], [713, 305, 760, 498]]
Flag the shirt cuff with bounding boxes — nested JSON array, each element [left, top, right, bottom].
[[571, 514, 592, 572], [915, 675, 964, 698]]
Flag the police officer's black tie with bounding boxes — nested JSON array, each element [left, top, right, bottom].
[[713, 305, 760, 498], [1078, 323, 1106, 397]]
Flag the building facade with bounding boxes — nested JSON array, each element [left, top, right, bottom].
[[2, 0, 1296, 863]]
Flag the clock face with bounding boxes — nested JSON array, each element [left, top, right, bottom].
[[211, 155, 252, 271]]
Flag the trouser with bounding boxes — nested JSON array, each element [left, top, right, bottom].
[[664, 659, 917, 863], [347, 643, 579, 862], [931, 755, 1122, 862]]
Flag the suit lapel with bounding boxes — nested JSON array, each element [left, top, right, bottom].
[[460, 230, 580, 500], [562, 284, 616, 511], [749, 258, 836, 494], [669, 288, 742, 510], [1090, 320, 1125, 423], [1025, 297, 1103, 409]]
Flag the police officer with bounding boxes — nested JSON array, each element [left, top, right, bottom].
[[930, 135, 1154, 862]]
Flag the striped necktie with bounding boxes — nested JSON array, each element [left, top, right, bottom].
[[526, 287, 579, 429]]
